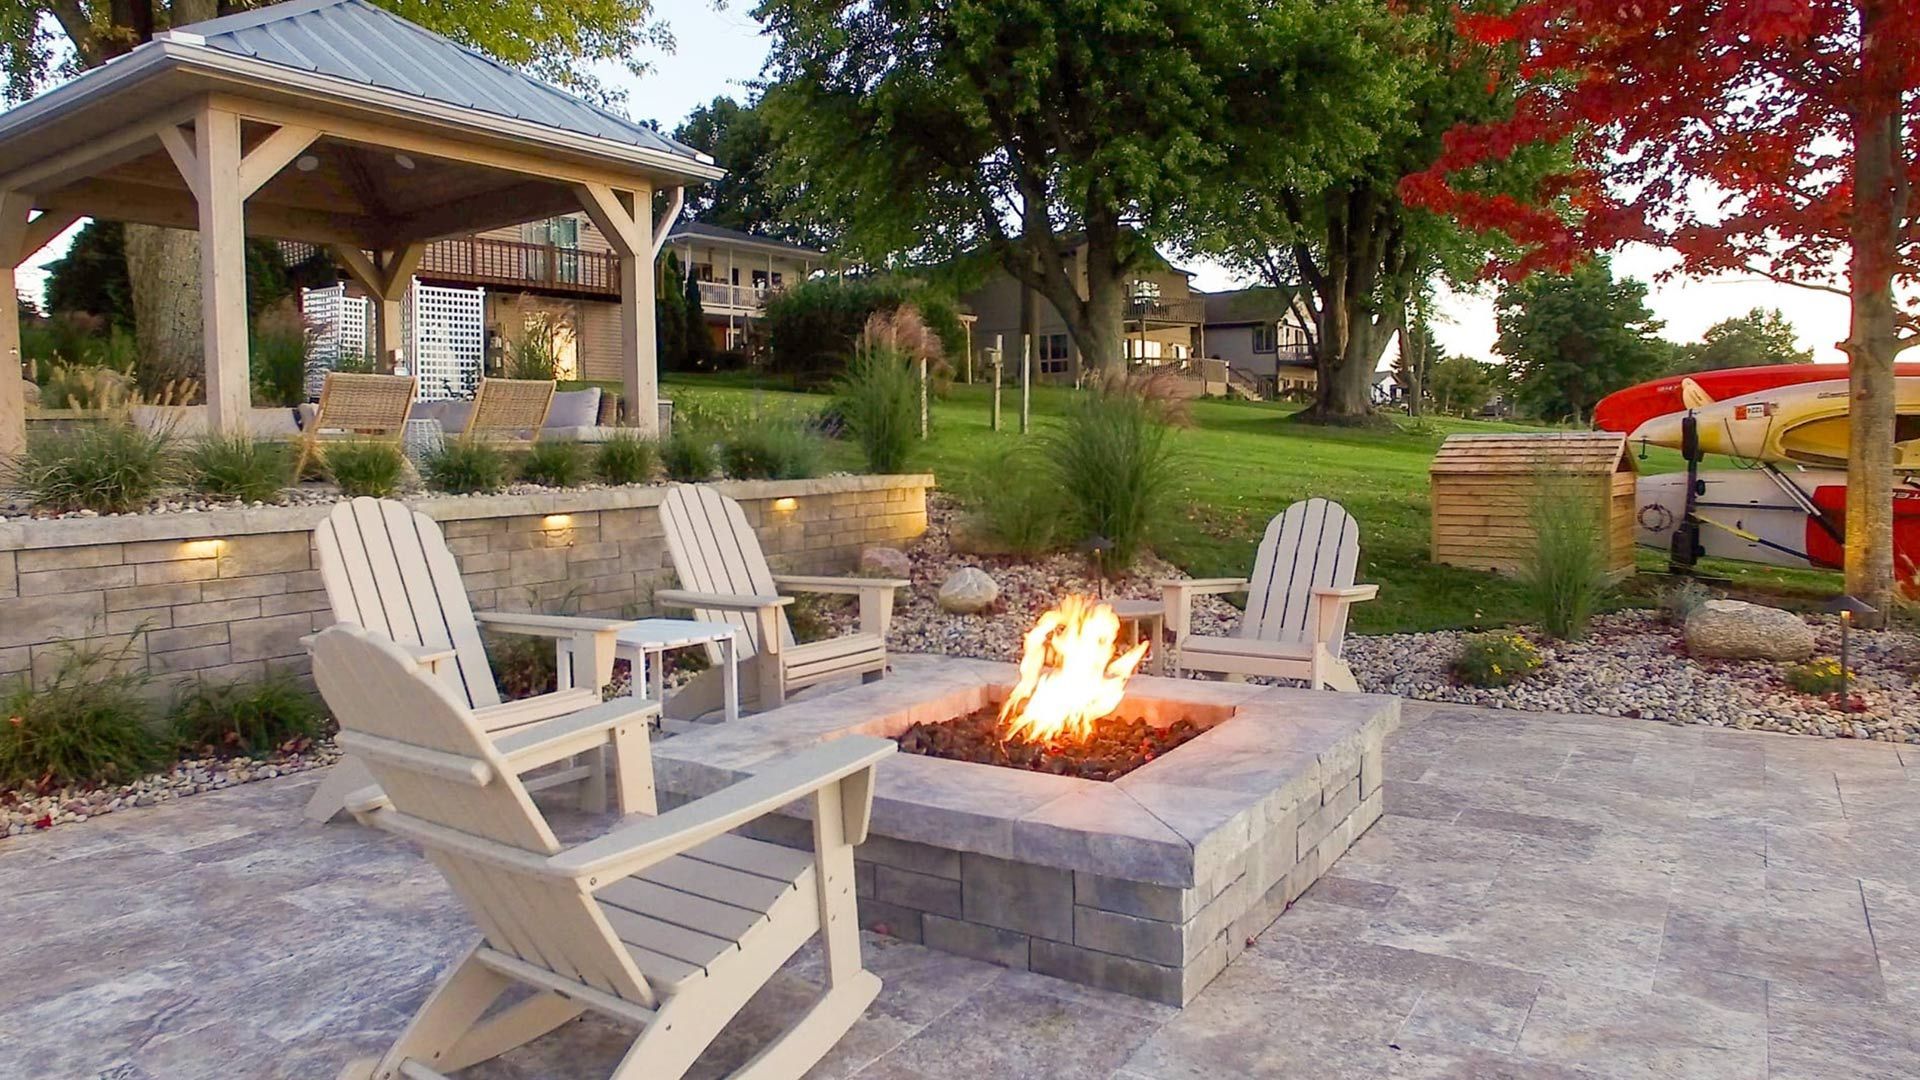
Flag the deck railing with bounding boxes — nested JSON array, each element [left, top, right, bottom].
[[695, 280, 789, 312], [416, 236, 620, 297], [1126, 296, 1206, 325]]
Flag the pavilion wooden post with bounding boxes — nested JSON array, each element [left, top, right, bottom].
[[0, 193, 77, 456], [332, 244, 425, 374], [575, 181, 659, 435]]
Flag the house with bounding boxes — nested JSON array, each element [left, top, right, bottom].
[[961, 240, 1204, 382], [1197, 287, 1317, 398], [305, 216, 829, 395], [1372, 368, 1405, 406]]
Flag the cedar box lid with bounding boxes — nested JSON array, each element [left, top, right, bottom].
[[1430, 432, 1636, 476]]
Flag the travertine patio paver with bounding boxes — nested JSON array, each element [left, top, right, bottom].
[[1, 700, 1916, 1078]]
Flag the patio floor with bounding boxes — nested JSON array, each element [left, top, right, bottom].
[[2, 699, 1916, 1079]]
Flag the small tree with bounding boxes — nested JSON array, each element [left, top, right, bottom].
[[1494, 259, 1669, 423], [682, 273, 713, 370], [656, 252, 691, 373], [1428, 355, 1495, 416], [1679, 309, 1814, 372]]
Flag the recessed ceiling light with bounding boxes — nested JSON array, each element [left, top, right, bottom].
[[394, 154, 416, 171], [295, 154, 319, 172]]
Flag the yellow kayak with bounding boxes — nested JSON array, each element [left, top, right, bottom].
[[1629, 377, 1920, 469]]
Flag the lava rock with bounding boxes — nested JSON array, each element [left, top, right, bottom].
[[1684, 599, 1817, 661], [858, 545, 914, 579], [936, 567, 1000, 614]]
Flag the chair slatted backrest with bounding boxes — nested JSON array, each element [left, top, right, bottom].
[[315, 372, 416, 434], [311, 625, 654, 1006], [1239, 499, 1362, 652], [658, 485, 794, 662], [464, 378, 556, 441], [314, 497, 501, 710]]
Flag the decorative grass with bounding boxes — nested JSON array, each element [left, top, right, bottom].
[[519, 440, 588, 488], [721, 423, 823, 480], [168, 674, 328, 756], [0, 638, 163, 790], [4, 422, 173, 514], [594, 431, 658, 486], [324, 440, 407, 498], [423, 438, 509, 495], [180, 434, 290, 503], [1042, 389, 1177, 570], [1522, 475, 1612, 639], [833, 339, 920, 474], [661, 427, 719, 482]]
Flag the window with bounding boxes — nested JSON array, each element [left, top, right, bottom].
[[1129, 280, 1161, 301], [1038, 333, 1071, 374], [1251, 322, 1277, 354], [522, 217, 580, 249]]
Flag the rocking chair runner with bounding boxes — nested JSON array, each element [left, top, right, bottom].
[[314, 624, 895, 1080]]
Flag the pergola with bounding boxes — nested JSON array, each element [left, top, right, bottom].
[[0, 0, 722, 455]]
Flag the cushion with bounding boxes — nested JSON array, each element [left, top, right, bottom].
[[132, 405, 301, 439], [408, 399, 472, 434], [544, 388, 602, 430]]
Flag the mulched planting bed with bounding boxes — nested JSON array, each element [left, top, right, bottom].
[[893, 706, 1206, 781]]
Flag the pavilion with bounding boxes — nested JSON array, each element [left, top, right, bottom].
[[0, 0, 722, 455]]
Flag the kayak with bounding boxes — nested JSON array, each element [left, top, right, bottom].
[[1636, 468, 1920, 583], [1595, 363, 1920, 434], [1628, 378, 1920, 469]]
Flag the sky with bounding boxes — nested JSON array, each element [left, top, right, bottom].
[[20, 0, 1855, 365]]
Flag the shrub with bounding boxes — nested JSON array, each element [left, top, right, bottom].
[[519, 440, 587, 488], [764, 276, 912, 383], [662, 427, 719, 481], [1450, 632, 1544, 688], [722, 422, 822, 480], [168, 674, 327, 756], [1660, 579, 1713, 625], [324, 440, 407, 498], [594, 431, 658, 485], [1043, 389, 1177, 570], [957, 450, 1061, 556], [424, 438, 509, 495], [1521, 475, 1612, 639], [485, 631, 557, 700], [0, 638, 164, 790], [833, 335, 920, 474], [250, 304, 314, 408], [4, 422, 173, 514], [1784, 657, 1850, 696], [181, 434, 289, 503]]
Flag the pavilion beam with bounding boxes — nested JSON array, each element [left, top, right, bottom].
[[0, 103, 199, 196], [192, 105, 251, 435], [385, 180, 580, 245], [333, 242, 424, 373], [574, 182, 657, 435], [36, 177, 382, 248]]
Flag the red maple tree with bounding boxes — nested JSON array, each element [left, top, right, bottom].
[[1406, 0, 1920, 613]]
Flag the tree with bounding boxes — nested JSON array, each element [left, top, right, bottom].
[[7, 0, 668, 395], [1494, 259, 1668, 423], [1407, 0, 1918, 615], [44, 220, 130, 326], [1395, 293, 1443, 416], [1679, 308, 1814, 372], [757, 0, 1392, 375], [673, 95, 835, 249], [1427, 355, 1495, 416], [1185, 1, 1560, 424], [682, 272, 713, 369], [655, 251, 691, 372]]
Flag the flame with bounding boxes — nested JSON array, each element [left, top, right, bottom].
[[999, 595, 1149, 745]]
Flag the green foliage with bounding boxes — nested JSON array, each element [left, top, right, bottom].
[[1495, 258, 1670, 424], [1660, 579, 1713, 625], [682, 272, 714, 371], [1427, 355, 1497, 417], [505, 320, 563, 381], [675, 94, 837, 248], [1521, 477, 1611, 639], [485, 631, 558, 700], [957, 450, 1062, 556], [762, 276, 911, 382], [1678, 308, 1813, 372], [593, 430, 658, 485], [324, 440, 407, 498], [721, 422, 823, 480], [181, 434, 290, 503], [1784, 656, 1851, 696], [0, 637, 163, 790], [424, 438, 510, 495], [43, 221, 131, 327], [657, 251, 694, 373], [1043, 389, 1178, 570], [833, 339, 920, 473], [1450, 632, 1544, 688], [661, 427, 719, 481], [168, 674, 327, 756], [5, 422, 172, 514], [250, 304, 314, 408], [36, 363, 134, 411], [519, 440, 588, 488]]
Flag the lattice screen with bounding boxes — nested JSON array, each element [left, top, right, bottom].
[[407, 282, 486, 401], [299, 285, 375, 398]]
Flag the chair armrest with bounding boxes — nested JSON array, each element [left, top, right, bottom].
[[303, 633, 454, 671], [495, 696, 658, 774], [772, 574, 911, 593], [1312, 584, 1379, 603], [1159, 578, 1249, 641], [551, 736, 897, 887], [654, 589, 793, 612], [1158, 578, 1249, 594], [471, 611, 634, 639]]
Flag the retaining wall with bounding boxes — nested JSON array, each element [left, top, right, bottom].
[[0, 475, 933, 689]]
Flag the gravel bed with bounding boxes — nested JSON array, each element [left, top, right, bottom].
[[2, 742, 341, 837]]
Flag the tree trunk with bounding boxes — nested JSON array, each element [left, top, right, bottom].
[[1295, 188, 1406, 425], [124, 224, 206, 400], [1079, 270, 1127, 376], [1842, 1, 1902, 623]]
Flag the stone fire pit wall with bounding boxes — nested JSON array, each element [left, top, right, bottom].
[[0, 475, 931, 688], [652, 658, 1398, 1006]]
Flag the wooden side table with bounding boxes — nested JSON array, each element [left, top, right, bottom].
[[1106, 598, 1167, 676], [558, 618, 741, 723]]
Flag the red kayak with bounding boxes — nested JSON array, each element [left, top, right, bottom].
[[1594, 363, 1920, 434], [1804, 482, 1920, 587]]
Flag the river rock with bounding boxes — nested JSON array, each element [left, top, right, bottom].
[[937, 567, 1000, 614], [858, 545, 913, 579], [1684, 599, 1816, 661]]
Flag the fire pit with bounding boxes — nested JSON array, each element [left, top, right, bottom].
[[649, 598, 1398, 1007]]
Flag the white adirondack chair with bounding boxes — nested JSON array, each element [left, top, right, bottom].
[[655, 485, 909, 716], [312, 624, 894, 1080], [304, 497, 655, 822], [1160, 498, 1379, 691]]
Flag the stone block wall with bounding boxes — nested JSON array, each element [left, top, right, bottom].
[[0, 475, 932, 691]]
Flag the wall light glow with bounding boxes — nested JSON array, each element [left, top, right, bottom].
[[181, 539, 225, 559], [772, 497, 799, 512], [542, 514, 573, 529]]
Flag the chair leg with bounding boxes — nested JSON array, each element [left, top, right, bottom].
[[610, 718, 657, 816], [303, 755, 378, 823], [724, 971, 881, 1080], [440, 991, 586, 1073], [363, 943, 515, 1080], [578, 747, 609, 815]]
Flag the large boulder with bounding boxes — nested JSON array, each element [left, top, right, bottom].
[[20, 377, 40, 409], [937, 567, 1000, 614], [1684, 600, 1816, 661], [858, 545, 913, 579]]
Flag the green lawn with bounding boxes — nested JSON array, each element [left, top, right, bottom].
[[660, 374, 1846, 633]]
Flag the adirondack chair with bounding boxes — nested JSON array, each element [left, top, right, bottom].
[[312, 624, 894, 1080], [303, 497, 654, 822], [655, 485, 910, 716], [1160, 498, 1379, 691]]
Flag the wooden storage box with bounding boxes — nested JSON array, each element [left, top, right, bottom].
[[1429, 432, 1637, 581]]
